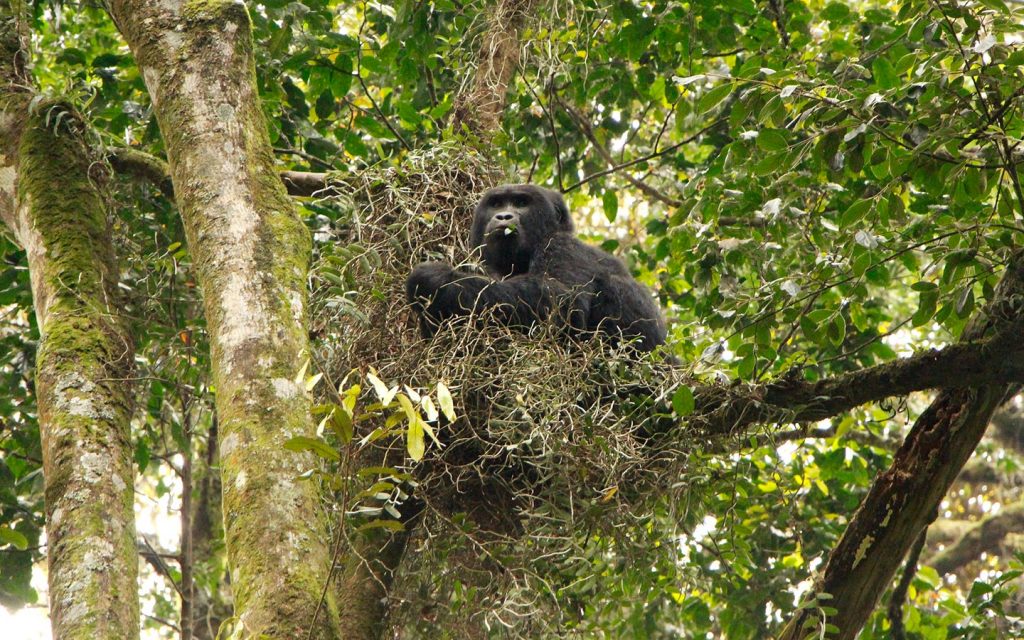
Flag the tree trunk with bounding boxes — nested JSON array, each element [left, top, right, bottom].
[[779, 256, 1024, 640], [450, 0, 540, 136], [0, 4, 140, 639], [106, 0, 338, 636], [189, 417, 230, 640]]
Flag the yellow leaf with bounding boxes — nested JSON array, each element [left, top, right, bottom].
[[407, 415, 425, 461], [293, 359, 310, 386], [367, 372, 396, 407], [437, 381, 456, 422]]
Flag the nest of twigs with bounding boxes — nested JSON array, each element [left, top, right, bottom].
[[309, 144, 698, 636]]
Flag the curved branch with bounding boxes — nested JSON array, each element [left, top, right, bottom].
[[107, 147, 175, 198], [106, 147, 346, 199], [688, 327, 1024, 439], [779, 255, 1024, 640], [93, 150, 1024, 441], [926, 503, 1024, 575]]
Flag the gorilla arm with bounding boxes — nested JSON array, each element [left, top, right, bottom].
[[406, 261, 564, 338]]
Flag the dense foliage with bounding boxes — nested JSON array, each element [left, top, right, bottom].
[[2, 0, 1024, 637]]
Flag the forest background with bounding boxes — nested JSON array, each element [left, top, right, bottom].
[[2, 0, 1024, 638]]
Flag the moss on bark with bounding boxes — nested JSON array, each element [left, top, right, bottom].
[[12, 103, 139, 640], [107, 0, 339, 636]]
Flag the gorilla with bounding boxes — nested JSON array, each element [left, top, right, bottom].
[[406, 185, 667, 352]]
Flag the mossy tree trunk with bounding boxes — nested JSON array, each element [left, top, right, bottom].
[[0, 3, 139, 639], [106, 0, 339, 636], [450, 0, 540, 136]]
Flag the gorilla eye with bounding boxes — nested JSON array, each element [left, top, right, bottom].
[[510, 195, 530, 208]]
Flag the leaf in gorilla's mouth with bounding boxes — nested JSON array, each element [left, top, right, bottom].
[[503, 224, 517, 236]]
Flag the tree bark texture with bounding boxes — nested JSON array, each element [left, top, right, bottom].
[[106, 0, 339, 636], [23, 104, 141, 640], [779, 256, 1024, 640], [449, 0, 539, 136], [0, 3, 140, 639]]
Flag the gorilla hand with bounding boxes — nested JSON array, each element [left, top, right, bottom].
[[407, 262, 466, 338]]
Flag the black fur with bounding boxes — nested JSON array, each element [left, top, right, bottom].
[[406, 185, 667, 351]]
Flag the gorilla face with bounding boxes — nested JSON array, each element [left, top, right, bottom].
[[471, 185, 573, 277]]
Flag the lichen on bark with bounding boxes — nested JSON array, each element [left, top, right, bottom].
[[107, 0, 339, 636]]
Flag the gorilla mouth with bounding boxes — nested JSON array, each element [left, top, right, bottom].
[[487, 223, 518, 239]]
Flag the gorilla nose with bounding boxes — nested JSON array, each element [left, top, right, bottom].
[[494, 211, 515, 222]]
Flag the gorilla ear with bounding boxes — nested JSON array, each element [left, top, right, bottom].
[[547, 189, 574, 231]]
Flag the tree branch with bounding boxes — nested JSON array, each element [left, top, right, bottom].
[[926, 503, 1024, 576], [888, 526, 929, 640], [106, 147, 346, 198], [779, 254, 1024, 640], [556, 96, 683, 207], [107, 147, 175, 199], [279, 170, 346, 198], [563, 118, 725, 194], [688, 326, 1024, 439]]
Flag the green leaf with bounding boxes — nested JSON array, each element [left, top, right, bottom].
[[357, 519, 406, 533], [314, 90, 334, 119], [0, 526, 28, 551], [872, 57, 899, 90], [602, 190, 619, 222], [284, 436, 340, 462], [822, 2, 852, 22], [917, 566, 941, 589], [976, 0, 1010, 13], [756, 129, 788, 152], [912, 287, 939, 327], [671, 386, 695, 416], [698, 83, 733, 114], [827, 315, 846, 346], [955, 286, 975, 318], [800, 314, 819, 342], [650, 76, 666, 102], [782, 548, 804, 568], [840, 198, 873, 227], [331, 407, 353, 444], [968, 580, 994, 600]]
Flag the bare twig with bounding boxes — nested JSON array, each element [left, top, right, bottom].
[[563, 118, 725, 193], [557, 96, 683, 208]]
